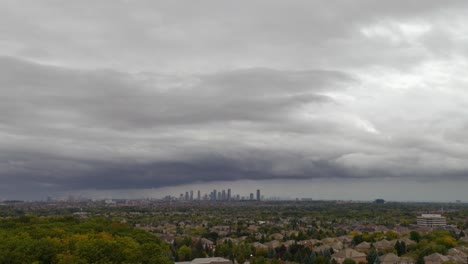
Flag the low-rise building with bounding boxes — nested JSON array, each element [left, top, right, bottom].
[[354, 241, 371, 253], [424, 253, 450, 264], [374, 239, 395, 251], [380, 253, 400, 264], [175, 257, 232, 264], [331, 248, 367, 264], [417, 214, 447, 227]]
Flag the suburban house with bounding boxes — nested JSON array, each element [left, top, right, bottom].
[[354, 242, 371, 253], [379, 253, 401, 264], [374, 240, 395, 251], [200, 238, 215, 250], [424, 253, 450, 264], [331, 248, 367, 264]]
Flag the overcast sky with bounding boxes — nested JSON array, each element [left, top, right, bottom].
[[1, 0, 468, 201]]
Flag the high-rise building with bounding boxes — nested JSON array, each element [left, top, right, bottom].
[[185, 192, 189, 201], [218, 192, 221, 201], [250, 193, 254, 200], [190, 190, 194, 201], [256, 189, 261, 201], [197, 190, 201, 201], [222, 190, 226, 200], [227, 189, 231, 200], [213, 189, 217, 201]]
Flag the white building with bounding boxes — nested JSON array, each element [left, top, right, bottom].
[[417, 214, 446, 227], [175, 257, 232, 264]]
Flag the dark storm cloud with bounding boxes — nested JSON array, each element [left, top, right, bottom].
[[0, 56, 356, 194], [0, 147, 378, 192]]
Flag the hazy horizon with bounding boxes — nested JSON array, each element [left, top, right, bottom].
[[1, 1, 468, 200]]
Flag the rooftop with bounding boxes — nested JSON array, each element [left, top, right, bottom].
[[419, 214, 444, 218]]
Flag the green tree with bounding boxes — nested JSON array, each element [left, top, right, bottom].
[[343, 258, 357, 264], [374, 256, 382, 264], [251, 256, 267, 264], [141, 243, 172, 264], [236, 253, 246, 264], [315, 255, 329, 264], [353, 235, 364, 245], [75, 238, 122, 263], [55, 254, 87, 264], [367, 247, 378, 264], [394, 241, 402, 256], [386, 231, 398, 240], [410, 231, 421, 242], [178, 245, 192, 261], [271, 259, 281, 264], [304, 253, 316, 264]]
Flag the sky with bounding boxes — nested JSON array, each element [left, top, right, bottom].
[[1, 0, 468, 201]]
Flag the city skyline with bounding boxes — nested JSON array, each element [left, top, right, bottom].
[[1, 1, 468, 200], [32, 179, 466, 203], [170, 187, 261, 201]]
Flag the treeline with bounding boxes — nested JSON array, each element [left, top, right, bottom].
[[0, 216, 172, 264]]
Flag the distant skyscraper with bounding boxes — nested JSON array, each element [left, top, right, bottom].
[[197, 190, 201, 200], [185, 192, 189, 201], [250, 193, 254, 200], [222, 190, 226, 200], [227, 189, 231, 200], [213, 189, 217, 201], [190, 190, 194, 201], [218, 191, 221, 200], [256, 189, 261, 201]]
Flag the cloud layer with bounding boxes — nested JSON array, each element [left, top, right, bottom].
[[1, 1, 468, 198]]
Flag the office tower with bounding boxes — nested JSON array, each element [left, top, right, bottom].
[[222, 190, 226, 200], [256, 189, 260, 201], [185, 192, 189, 201], [227, 189, 231, 200], [190, 190, 194, 201], [250, 193, 254, 200], [213, 189, 217, 201], [197, 190, 201, 201], [218, 191, 221, 201], [236, 194, 240, 200]]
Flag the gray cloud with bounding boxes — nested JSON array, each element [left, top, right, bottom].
[[0, 1, 468, 199], [1, 0, 467, 72], [0, 57, 346, 129], [0, 57, 353, 193]]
